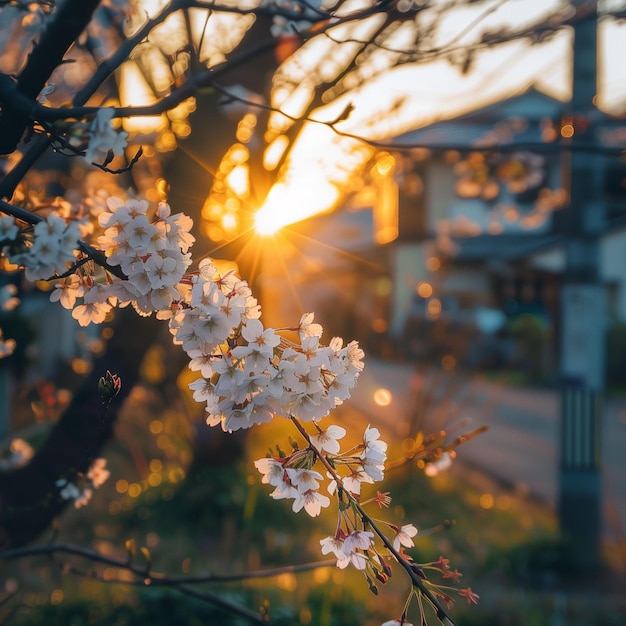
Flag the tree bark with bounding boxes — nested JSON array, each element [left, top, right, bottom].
[[0, 308, 161, 548], [0, 0, 102, 154]]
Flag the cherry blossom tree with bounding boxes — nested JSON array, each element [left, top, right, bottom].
[[0, 0, 603, 623]]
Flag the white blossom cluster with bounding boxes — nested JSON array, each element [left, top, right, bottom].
[[320, 522, 417, 571], [85, 108, 128, 165], [2, 192, 387, 567], [254, 457, 331, 516], [2, 196, 364, 433], [1, 214, 80, 281], [0, 438, 34, 470], [0, 213, 80, 356], [97, 197, 194, 312], [0, 195, 361, 437], [171, 262, 364, 431], [49, 197, 194, 326], [254, 423, 385, 518], [253, 418, 422, 585], [56, 458, 111, 509]]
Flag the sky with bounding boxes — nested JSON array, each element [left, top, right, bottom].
[[389, 0, 626, 117], [329, 0, 626, 138], [256, 0, 626, 231], [132, 0, 626, 232]]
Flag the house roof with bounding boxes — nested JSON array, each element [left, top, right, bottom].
[[451, 232, 563, 261], [394, 87, 626, 151], [451, 214, 626, 262]]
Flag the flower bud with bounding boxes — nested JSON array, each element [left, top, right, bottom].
[[98, 370, 121, 400]]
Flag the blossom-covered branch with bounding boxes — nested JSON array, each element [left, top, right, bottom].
[[286, 416, 461, 625], [0, 186, 480, 622], [0, 0, 499, 621]]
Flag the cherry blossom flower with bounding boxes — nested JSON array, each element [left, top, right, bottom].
[[297, 312, 323, 341], [342, 340, 365, 373], [360, 425, 387, 482], [85, 108, 128, 164], [56, 458, 110, 509], [0, 438, 34, 469], [320, 535, 348, 561], [87, 458, 110, 488], [310, 424, 346, 454], [241, 318, 280, 355], [56, 479, 83, 502], [286, 468, 323, 493], [254, 457, 285, 487], [56, 478, 94, 508], [187, 348, 217, 378], [424, 451, 453, 477], [268, 479, 298, 501], [254, 454, 332, 517], [392, 524, 418, 551], [50, 275, 84, 309], [230, 342, 273, 376], [189, 376, 216, 403], [343, 530, 374, 554], [10, 214, 80, 281], [292, 489, 330, 516], [231, 372, 271, 405], [342, 468, 374, 496], [0, 215, 19, 242], [336, 530, 375, 570], [71, 299, 112, 327]]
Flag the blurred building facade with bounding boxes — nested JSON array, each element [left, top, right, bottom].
[[353, 87, 626, 379]]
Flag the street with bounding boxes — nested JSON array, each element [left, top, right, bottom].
[[349, 359, 626, 544]]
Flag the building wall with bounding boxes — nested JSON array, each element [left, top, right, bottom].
[[601, 229, 626, 323], [530, 230, 626, 323], [390, 243, 427, 336], [425, 162, 457, 233]]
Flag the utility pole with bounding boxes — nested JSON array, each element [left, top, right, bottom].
[[558, 0, 605, 571]]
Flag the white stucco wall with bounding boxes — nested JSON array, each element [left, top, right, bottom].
[[425, 163, 457, 233], [390, 243, 427, 336], [601, 229, 626, 322]]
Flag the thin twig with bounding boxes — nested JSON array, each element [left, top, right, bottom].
[[0, 542, 335, 584], [0, 541, 338, 623]]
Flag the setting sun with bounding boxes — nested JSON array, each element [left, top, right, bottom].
[[254, 180, 340, 235]]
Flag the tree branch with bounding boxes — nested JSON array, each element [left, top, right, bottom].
[[0, 542, 335, 583], [0, 541, 336, 623], [0, 0, 102, 154], [0, 0, 184, 200]]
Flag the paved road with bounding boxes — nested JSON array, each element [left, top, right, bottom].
[[349, 359, 626, 541]]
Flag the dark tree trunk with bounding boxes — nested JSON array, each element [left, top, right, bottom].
[[0, 308, 161, 548]]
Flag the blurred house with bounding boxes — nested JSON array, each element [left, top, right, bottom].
[[341, 87, 626, 375]]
